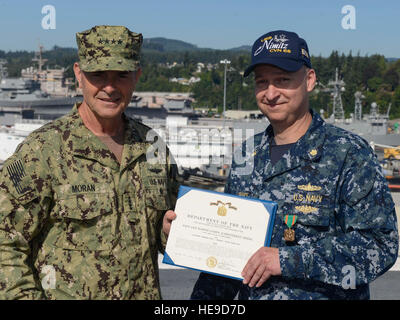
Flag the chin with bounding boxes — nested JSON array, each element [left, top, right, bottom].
[[96, 102, 126, 115], [260, 107, 287, 121], [94, 107, 123, 119], [103, 111, 124, 119]]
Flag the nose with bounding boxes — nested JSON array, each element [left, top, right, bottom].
[[102, 74, 118, 93], [96, 72, 121, 96], [264, 84, 280, 102]]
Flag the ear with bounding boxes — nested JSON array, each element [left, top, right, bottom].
[[73, 62, 83, 88], [306, 68, 317, 92], [135, 67, 142, 82]]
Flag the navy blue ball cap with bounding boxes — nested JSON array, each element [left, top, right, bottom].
[[244, 30, 312, 77]]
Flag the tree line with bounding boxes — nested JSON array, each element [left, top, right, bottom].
[[0, 46, 399, 119]]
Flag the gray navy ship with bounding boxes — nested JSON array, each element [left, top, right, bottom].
[[0, 47, 80, 126], [319, 68, 399, 147]]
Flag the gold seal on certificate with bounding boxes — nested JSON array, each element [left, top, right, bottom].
[[210, 200, 237, 217], [206, 256, 218, 268], [163, 186, 277, 280]]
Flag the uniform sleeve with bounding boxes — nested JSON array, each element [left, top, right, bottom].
[[158, 146, 180, 253], [0, 142, 51, 299], [279, 145, 399, 287]]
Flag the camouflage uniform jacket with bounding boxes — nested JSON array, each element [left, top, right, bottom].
[[0, 103, 179, 299], [191, 110, 399, 300]]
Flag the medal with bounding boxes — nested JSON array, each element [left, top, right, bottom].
[[284, 228, 295, 242], [284, 215, 298, 242]]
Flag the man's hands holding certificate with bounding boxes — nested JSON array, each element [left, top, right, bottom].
[[163, 210, 177, 236], [162, 210, 282, 288], [241, 247, 281, 287]]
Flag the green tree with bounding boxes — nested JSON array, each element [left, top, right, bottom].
[[383, 68, 399, 91], [391, 86, 400, 119]]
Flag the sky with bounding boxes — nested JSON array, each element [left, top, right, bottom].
[[0, 0, 399, 58]]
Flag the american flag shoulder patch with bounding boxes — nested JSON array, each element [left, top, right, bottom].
[[6, 159, 30, 195]]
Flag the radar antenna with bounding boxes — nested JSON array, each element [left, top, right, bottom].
[[354, 91, 364, 121], [328, 68, 345, 122]]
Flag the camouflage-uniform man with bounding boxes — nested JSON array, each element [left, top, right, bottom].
[[0, 25, 179, 299], [191, 30, 399, 300]]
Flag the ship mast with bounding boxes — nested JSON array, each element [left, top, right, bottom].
[[31, 44, 48, 82], [354, 91, 364, 121], [328, 68, 345, 122], [0, 59, 8, 81]]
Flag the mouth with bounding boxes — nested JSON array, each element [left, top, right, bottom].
[[264, 102, 285, 108], [97, 96, 122, 105]]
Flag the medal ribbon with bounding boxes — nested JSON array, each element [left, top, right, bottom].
[[284, 215, 298, 229]]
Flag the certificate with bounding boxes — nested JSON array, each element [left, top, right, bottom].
[[163, 185, 277, 280]]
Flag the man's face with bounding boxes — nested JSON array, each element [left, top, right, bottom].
[[74, 63, 141, 120], [254, 64, 316, 126]]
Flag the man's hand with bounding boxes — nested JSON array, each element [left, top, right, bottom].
[[162, 210, 177, 236], [241, 247, 281, 288]]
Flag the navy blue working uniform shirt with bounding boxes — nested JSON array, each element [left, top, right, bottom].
[[191, 110, 399, 300]]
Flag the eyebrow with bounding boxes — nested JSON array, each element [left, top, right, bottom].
[[254, 71, 290, 79]]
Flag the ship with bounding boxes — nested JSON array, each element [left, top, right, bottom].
[[320, 68, 400, 190], [0, 119, 49, 168], [0, 46, 80, 126], [148, 115, 268, 181], [321, 68, 399, 147]]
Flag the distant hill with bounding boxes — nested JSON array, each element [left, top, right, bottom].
[[386, 57, 399, 63], [228, 45, 252, 52], [143, 37, 202, 52], [0, 38, 253, 75], [142, 37, 250, 53]]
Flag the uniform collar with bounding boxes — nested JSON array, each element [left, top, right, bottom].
[[121, 116, 153, 169], [260, 109, 326, 179], [290, 109, 326, 162], [64, 103, 151, 171], [263, 109, 326, 160]]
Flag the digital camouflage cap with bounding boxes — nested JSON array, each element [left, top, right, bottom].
[[76, 25, 143, 72]]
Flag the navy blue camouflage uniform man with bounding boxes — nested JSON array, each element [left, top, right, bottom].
[[191, 30, 399, 300]]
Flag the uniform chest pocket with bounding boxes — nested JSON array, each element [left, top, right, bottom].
[[277, 201, 333, 243], [292, 206, 332, 241], [295, 207, 331, 227], [140, 163, 171, 211], [144, 187, 170, 212], [52, 188, 118, 251]]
